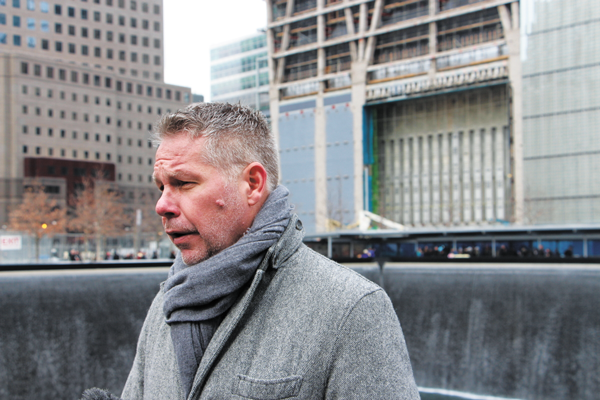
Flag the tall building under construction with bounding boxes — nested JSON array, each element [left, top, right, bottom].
[[266, 0, 600, 234], [266, 0, 522, 234]]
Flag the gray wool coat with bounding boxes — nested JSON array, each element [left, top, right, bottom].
[[122, 215, 420, 400]]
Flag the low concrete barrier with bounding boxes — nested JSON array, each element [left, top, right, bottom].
[[1, 263, 599, 399]]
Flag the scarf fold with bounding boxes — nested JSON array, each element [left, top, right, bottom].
[[163, 185, 293, 398]]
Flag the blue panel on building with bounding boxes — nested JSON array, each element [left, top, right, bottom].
[[324, 93, 351, 106], [279, 100, 316, 113], [279, 109, 316, 233], [325, 103, 354, 226]]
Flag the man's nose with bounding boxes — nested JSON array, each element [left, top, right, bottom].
[[155, 189, 179, 218]]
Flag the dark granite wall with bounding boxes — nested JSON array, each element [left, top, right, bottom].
[[0, 270, 167, 400], [383, 264, 600, 400], [1, 264, 599, 400]]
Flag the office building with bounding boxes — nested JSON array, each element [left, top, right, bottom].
[[210, 32, 270, 117], [521, 0, 600, 224], [0, 0, 191, 225], [266, 0, 523, 234]]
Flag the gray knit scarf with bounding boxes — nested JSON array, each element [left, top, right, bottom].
[[163, 185, 293, 398]]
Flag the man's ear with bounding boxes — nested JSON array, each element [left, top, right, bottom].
[[241, 162, 268, 206]]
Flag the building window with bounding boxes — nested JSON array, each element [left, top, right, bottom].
[[81, 9, 88, 20], [136, 84, 142, 94], [13, 15, 20, 27], [35, 147, 41, 155], [72, 112, 77, 120], [60, 130, 65, 137], [35, 127, 41, 135], [153, 4, 159, 14], [68, 43, 75, 53], [118, 50, 125, 60], [131, 52, 137, 62], [84, 151, 89, 159], [142, 19, 148, 29], [94, 46, 101, 57], [58, 68, 66, 80], [55, 41, 62, 52], [118, 15, 124, 25], [130, 17, 136, 28], [130, 34, 137, 45], [153, 55, 160, 66], [71, 71, 78, 82], [94, 29, 101, 39], [107, 48, 113, 59], [153, 21, 159, 31], [118, 33, 125, 43], [106, 153, 111, 161], [26, 0, 34, 10], [46, 66, 53, 78], [20, 62, 28, 74], [48, 109, 53, 117], [22, 125, 28, 134], [94, 75, 101, 86], [95, 133, 100, 141], [13, 34, 21, 46], [68, 25, 75, 35], [60, 149, 65, 157], [106, 31, 113, 41], [48, 148, 53, 156], [94, 11, 100, 22], [81, 44, 88, 55], [48, 128, 53, 136], [54, 22, 61, 33], [81, 27, 88, 37], [72, 131, 77, 139], [23, 145, 28, 153], [116, 81, 122, 91], [130, 0, 136, 10], [55, 4, 62, 14], [106, 13, 113, 24], [40, 2, 48, 13], [67, 6, 74, 17], [146, 86, 152, 96], [83, 73, 89, 84], [105, 77, 111, 88], [27, 18, 35, 30], [22, 105, 28, 114]]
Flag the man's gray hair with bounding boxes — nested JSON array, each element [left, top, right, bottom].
[[152, 102, 279, 191]]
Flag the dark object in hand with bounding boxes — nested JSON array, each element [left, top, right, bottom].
[[81, 388, 123, 400]]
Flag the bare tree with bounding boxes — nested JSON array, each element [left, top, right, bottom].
[[141, 201, 165, 252], [69, 177, 131, 260], [8, 181, 67, 260]]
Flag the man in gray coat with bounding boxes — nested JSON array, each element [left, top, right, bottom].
[[119, 103, 419, 399]]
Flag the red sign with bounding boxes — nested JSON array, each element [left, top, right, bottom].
[[0, 235, 22, 250]]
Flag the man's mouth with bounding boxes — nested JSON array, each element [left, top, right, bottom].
[[166, 230, 197, 244]]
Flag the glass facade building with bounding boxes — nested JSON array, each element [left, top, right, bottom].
[[210, 32, 270, 115]]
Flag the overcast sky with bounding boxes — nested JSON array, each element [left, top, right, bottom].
[[163, 0, 268, 101]]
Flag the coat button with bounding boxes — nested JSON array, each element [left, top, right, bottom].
[[295, 220, 303, 230]]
